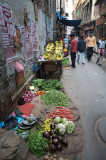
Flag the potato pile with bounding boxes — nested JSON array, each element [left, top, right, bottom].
[[44, 153, 69, 160]]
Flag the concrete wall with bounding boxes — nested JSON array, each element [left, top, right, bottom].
[[91, 0, 100, 21], [73, 0, 80, 19], [0, 0, 54, 121]]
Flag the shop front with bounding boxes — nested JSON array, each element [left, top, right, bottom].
[[82, 21, 95, 36], [96, 16, 106, 40]]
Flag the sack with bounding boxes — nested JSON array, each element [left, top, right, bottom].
[[0, 129, 19, 160], [15, 61, 24, 73], [100, 49, 103, 56]]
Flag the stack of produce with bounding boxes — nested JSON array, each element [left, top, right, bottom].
[[28, 131, 48, 158], [43, 43, 55, 60], [43, 41, 63, 61], [41, 90, 68, 107], [32, 79, 45, 90], [46, 107, 74, 121], [42, 117, 75, 153], [32, 79, 63, 91], [54, 117, 75, 135], [62, 57, 70, 66], [43, 80, 63, 91], [53, 41, 63, 60], [42, 119, 52, 132], [22, 91, 37, 103], [42, 121, 69, 153]]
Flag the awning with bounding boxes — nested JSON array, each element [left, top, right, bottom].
[[61, 19, 82, 28], [82, 0, 90, 8], [56, 10, 82, 28]]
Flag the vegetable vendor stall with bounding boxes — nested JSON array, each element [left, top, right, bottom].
[[35, 60, 62, 80]]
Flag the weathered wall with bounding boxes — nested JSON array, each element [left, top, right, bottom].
[[0, 28, 13, 120], [0, 0, 54, 121]]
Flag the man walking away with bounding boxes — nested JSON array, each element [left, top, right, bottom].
[[86, 32, 96, 61], [70, 34, 78, 68], [77, 36, 86, 64], [96, 36, 106, 66]]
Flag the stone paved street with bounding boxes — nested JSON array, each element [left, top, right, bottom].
[[61, 55, 106, 160]]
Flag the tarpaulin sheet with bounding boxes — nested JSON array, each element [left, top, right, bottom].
[[56, 10, 67, 20], [61, 19, 82, 28], [19, 103, 34, 116]]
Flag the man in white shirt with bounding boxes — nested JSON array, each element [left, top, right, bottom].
[[96, 36, 106, 65]]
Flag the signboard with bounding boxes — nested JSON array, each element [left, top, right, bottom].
[[84, 24, 94, 30], [0, 4, 16, 61]]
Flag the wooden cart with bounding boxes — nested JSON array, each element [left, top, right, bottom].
[[35, 60, 62, 80]]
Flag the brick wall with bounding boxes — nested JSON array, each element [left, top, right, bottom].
[[0, 0, 54, 121]]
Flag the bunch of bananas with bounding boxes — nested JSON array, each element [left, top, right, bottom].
[[53, 40, 63, 60], [43, 41, 63, 61], [43, 43, 55, 60]]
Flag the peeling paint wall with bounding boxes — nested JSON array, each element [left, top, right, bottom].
[[0, 0, 54, 120]]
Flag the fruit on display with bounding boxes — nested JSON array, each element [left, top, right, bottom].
[[43, 41, 63, 61], [43, 43, 55, 60], [42, 119, 52, 132]]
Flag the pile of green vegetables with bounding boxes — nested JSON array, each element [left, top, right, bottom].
[[41, 90, 68, 107], [62, 57, 70, 66], [32, 79, 63, 91], [28, 131, 48, 158], [32, 79, 45, 90]]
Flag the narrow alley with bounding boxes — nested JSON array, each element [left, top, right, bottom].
[[0, 0, 106, 160]]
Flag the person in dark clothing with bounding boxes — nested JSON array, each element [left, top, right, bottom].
[[77, 36, 86, 64], [70, 34, 78, 68]]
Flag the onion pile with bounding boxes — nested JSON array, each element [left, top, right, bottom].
[[22, 91, 37, 103]]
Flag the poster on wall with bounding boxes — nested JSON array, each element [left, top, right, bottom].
[[31, 21, 38, 51], [25, 27, 33, 59], [0, 4, 16, 61]]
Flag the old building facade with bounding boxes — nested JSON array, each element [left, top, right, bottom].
[[73, 0, 106, 39]]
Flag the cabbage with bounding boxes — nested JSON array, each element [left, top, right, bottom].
[[61, 118, 67, 124], [56, 123, 66, 135], [55, 117, 61, 124], [66, 122, 75, 134]]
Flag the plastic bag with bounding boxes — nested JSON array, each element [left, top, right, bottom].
[[15, 61, 24, 73], [33, 62, 38, 72]]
